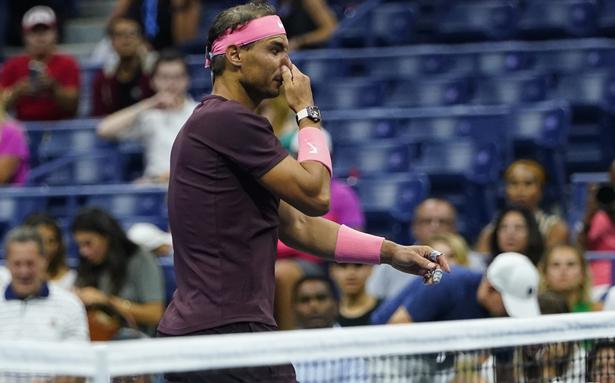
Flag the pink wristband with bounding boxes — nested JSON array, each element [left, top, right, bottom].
[[297, 127, 332, 176], [334, 225, 384, 264]]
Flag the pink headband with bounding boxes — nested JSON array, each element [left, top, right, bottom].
[[205, 15, 286, 68]]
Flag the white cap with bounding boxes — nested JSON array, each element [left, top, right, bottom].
[[127, 223, 172, 252], [22, 6, 56, 32], [487, 252, 540, 318]]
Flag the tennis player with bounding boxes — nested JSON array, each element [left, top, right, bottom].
[[157, 2, 449, 382]]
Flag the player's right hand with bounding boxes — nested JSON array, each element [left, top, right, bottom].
[[281, 63, 314, 113]]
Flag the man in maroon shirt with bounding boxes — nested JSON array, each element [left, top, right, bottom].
[[0, 6, 80, 121], [158, 2, 449, 382]]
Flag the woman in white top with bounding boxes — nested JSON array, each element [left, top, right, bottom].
[[24, 213, 76, 289]]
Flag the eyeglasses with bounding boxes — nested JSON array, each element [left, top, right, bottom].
[[415, 217, 454, 226]]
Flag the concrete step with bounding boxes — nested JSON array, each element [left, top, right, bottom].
[[64, 18, 107, 44], [78, 0, 116, 19]]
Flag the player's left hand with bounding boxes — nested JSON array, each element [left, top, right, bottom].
[[380, 241, 450, 284]]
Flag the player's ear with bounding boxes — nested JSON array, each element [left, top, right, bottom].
[[226, 45, 242, 68]]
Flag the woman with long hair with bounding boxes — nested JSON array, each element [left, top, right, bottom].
[[489, 205, 545, 266], [23, 212, 75, 289], [71, 207, 164, 334]]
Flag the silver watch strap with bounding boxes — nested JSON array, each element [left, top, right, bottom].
[[296, 108, 309, 122]]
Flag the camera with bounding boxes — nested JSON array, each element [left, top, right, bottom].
[[596, 183, 615, 207]]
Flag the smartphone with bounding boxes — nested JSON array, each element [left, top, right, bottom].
[[28, 60, 45, 91]]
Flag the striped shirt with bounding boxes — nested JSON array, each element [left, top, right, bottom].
[[0, 282, 89, 341]]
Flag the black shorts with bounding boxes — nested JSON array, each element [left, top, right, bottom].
[[158, 322, 297, 383]]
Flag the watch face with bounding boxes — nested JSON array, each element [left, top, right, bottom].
[[307, 106, 321, 121]]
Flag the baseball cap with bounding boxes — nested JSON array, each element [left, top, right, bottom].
[[487, 252, 540, 318], [127, 223, 172, 252], [22, 6, 57, 32]]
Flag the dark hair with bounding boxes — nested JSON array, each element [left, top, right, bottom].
[[206, 1, 276, 77], [489, 205, 545, 266], [106, 16, 142, 37], [71, 207, 139, 295], [151, 49, 188, 78], [3, 226, 44, 258], [22, 213, 67, 279], [292, 275, 338, 303], [587, 338, 615, 378]]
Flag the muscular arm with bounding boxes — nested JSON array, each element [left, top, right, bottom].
[[278, 201, 450, 275]]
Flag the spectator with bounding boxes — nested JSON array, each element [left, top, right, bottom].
[[0, 92, 29, 185], [23, 212, 76, 289], [522, 292, 584, 383], [127, 222, 173, 257], [330, 263, 381, 327], [425, 233, 471, 268], [539, 244, 597, 312], [0, 6, 79, 121], [0, 226, 88, 341], [489, 205, 545, 266], [97, 50, 197, 184], [71, 207, 165, 335], [476, 160, 569, 253], [367, 198, 483, 300], [278, 0, 337, 50], [110, 0, 201, 50], [293, 275, 338, 330], [292, 276, 368, 382], [91, 17, 155, 117], [587, 339, 615, 382], [383, 252, 540, 324]]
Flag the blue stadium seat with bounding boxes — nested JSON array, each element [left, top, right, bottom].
[[533, 47, 615, 75], [26, 151, 122, 186], [413, 139, 501, 239], [473, 73, 551, 105], [327, 119, 397, 144], [556, 71, 615, 108], [436, 1, 519, 42], [476, 50, 535, 75], [518, 0, 598, 39], [354, 173, 430, 242], [84, 185, 167, 219], [333, 140, 415, 177], [397, 109, 514, 166], [314, 79, 387, 109], [385, 77, 472, 107], [511, 101, 571, 212], [370, 2, 416, 46]]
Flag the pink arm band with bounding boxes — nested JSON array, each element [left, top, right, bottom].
[[297, 127, 332, 176], [334, 225, 384, 264]]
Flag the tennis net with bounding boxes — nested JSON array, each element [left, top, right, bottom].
[[2, 311, 615, 382]]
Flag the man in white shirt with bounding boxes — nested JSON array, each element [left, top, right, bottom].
[[0, 226, 89, 341], [97, 50, 198, 184]]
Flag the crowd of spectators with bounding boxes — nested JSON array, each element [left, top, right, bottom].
[[0, 2, 614, 382]]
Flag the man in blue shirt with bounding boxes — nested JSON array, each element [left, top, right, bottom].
[[376, 251, 540, 324]]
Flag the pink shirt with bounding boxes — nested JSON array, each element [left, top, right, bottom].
[[277, 178, 365, 262], [0, 120, 29, 185], [588, 211, 615, 251], [587, 211, 615, 285]]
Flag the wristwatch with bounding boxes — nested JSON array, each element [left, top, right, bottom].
[[296, 106, 322, 124]]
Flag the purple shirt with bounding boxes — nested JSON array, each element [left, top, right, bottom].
[[0, 120, 29, 185], [158, 95, 288, 335]]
